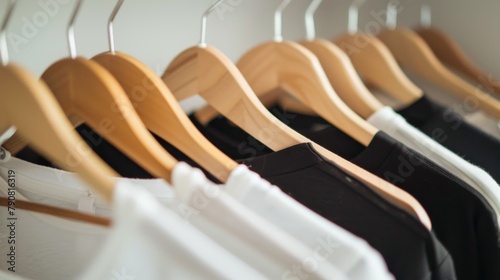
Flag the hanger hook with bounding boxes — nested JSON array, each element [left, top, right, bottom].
[[348, 0, 366, 34], [108, 0, 124, 53], [305, 0, 322, 41], [386, 1, 398, 29], [68, 0, 83, 59], [0, 0, 17, 66], [274, 0, 292, 42], [199, 0, 225, 48], [420, 1, 431, 28]]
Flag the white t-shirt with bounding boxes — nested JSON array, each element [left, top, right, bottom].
[[368, 107, 500, 225], [0, 155, 390, 279], [0, 160, 266, 279], [172, 162, 347, 280], [223, 165, 394, 280]]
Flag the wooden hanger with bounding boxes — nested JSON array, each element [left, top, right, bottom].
[[334, 0, 423, 106], [377, 3, 500, 119], [198, 0, 378, 146], [5, 0, 179, 183], [300, 0, 384, 119], [0, 197, 111, 226], [415, 4, 500, 97], [91, 0, 237, 182], [0, 0, 116, 204], [163, 0, 432, 230]]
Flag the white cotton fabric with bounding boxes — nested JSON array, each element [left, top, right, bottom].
[[368, 107, 500, 225], [223, 165, 394, 280], [0, 159, 267, 280], [172, 162, 348, 280], [0, 154, 392, 279]]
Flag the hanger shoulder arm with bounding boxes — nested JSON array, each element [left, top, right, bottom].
[[378, 28, 500, 119], [417, 28, 500, 97], [41, 58, 177, 182], [313, 143, 432, 230], [94, 52, 237, 182], [300, 39, 383, 119], [335, 33, 423, 105], [0, 64, 116, 202], [238, 41, 377, 146]]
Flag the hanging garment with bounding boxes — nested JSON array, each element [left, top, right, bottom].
[[0, 155, 350, 280], [402, 72, 500, 141], [183, 163, 394, 280], [13, 126, 456, 280], [171, 162, 347, 280], [117, 124, 457, 280], [12, 147, 394, 280], [0, 169, 267, 280], [397, 96, 500, 184], [250, 106, 500, 280], [234, 143, 456, 280], [366, 107, 500, 226]]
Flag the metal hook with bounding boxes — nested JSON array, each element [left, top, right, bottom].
[[305, 0, 322, 41], [386, 1, 398, 29], [199, 0, 225, 48], [348, 0, 367, 34], [0, 0, 17, 66], [421, 2, 431, 28], [108, 0, 124, 53], [68, 0, 83, 59], [274, 0, 292, 42]]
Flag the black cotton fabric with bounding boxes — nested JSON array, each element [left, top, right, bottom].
[[195, 109, 500, 280], [271, 108, 500, 280], [241, 143, 456, 280], [397, 96, 500, 184]]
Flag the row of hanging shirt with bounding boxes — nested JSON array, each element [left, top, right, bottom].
[[1, 0, 500, 279]]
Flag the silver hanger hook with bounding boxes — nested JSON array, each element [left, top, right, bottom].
[[386, 1, 398, 29], [68, 0, 83, 59], [108, 0, 124, 53], [199, 0, 225, 48], [0, 0, 17, 66], [420, 1, 431, 27], [274, 0, 292, 42], [305, 0, 322, 41], [348, 0, 367, 34]]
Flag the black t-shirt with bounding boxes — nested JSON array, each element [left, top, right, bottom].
[[197, 109, 500, 280], [270, 108, 500, 280], [397, 96, 500, 184], [238, 142, 456, 280]]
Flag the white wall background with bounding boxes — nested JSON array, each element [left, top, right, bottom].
[[3, 0, 500, 111]]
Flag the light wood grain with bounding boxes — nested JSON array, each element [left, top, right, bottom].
[[300, 39, 384, 119], [163, 45, 431, 230], [378, 28, 500, 119], [417, 27, 500, 98], [163, 46, 305, 151], [38, 57, 176, 183], [335, 33, 423, 106], [0, 196, 111, 226], [0, 63, 116, 202], [92, 52, 238, 182], [236, 41, 378, 147]]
